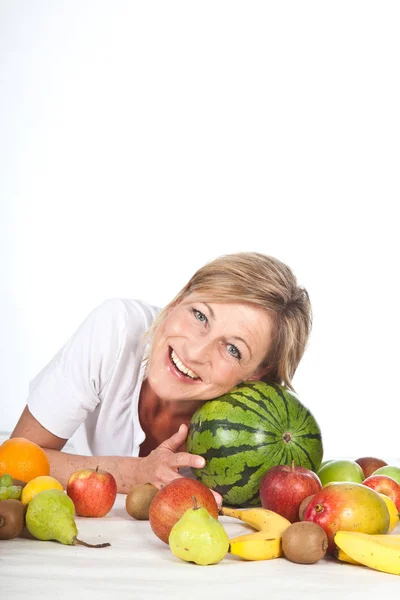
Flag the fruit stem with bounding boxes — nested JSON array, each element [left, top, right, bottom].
[[74, 537, 111, 548], [95, 466, 99, 473], [192, 495, 198, 510], [291, 459, 295, 471], [0, 517, 4, 527]]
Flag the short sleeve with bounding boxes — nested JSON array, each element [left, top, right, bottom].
[[27, 299, 132, 439]]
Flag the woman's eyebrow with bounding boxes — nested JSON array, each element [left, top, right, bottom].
[[202, 302, 252, 358], [202, 302, 215, 319], [232, 336, 252, 358]]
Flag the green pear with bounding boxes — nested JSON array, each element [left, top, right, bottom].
[[26, 489, 110, 548], [168, 496, 229, 566]]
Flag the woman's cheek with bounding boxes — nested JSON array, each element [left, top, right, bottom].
[[164, 310, 192, 337], [215, 360, 240, 385]]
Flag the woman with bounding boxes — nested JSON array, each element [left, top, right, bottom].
[[11, 252, 312, 503]]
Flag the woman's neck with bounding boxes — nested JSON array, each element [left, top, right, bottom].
[[138, 378, 201, 456], [139, 378, 204, 418]]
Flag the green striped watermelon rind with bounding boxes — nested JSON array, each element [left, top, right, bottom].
[[186, 381, 323, 507]]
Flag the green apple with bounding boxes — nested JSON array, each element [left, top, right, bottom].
[[319, 459, 335, 469], [317, 460, 364, 487], [372, 465, 400, 485]]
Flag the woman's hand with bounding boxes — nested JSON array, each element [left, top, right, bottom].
[[138, 424, 222, 506]]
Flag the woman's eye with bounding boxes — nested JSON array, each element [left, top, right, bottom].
[[227, 344, 242, 360], [192, 308, 207, 323]]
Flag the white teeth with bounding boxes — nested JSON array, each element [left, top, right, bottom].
[[170, 350, 199, 380]]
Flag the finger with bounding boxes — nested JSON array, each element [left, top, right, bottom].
[[172, 451, 205, 470], [160, 423, 188, 452]]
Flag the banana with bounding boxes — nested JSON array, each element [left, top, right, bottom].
[[335, 531, 400, 575], [228, 530, 282, 561], [334, 547, 361, 565], [335, 532, 400, 565], [367, 534, 400, 545], [337, 532, 400, 546], [220, 506, 291, 536], [380, 493, 400, 532], [220, 507, 289, 561]]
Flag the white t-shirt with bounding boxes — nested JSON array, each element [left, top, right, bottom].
[[27, 299, 160, 457]]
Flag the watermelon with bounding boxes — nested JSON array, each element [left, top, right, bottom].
[[186, 381, 323, 507]]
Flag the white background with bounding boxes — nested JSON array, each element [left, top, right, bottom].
[[1, 1, 398, 460]]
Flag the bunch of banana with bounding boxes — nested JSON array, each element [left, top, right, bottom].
[[220, 506, 291, 561], [334, 531, 400, 575]]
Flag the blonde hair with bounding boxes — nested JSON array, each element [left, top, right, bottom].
[[148, 252, 312, 391]]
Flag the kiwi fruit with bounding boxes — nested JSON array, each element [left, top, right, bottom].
[[0, 499, 27, 540], [125, 483, 159, 520], [298, 494, 315, 521], [282, 521, 328, 564]]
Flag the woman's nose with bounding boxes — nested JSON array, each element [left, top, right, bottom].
[[185, 338, 212, 363]]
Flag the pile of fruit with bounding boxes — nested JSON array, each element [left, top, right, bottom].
[[1, 380, 400, 576], [126, 382, 400, 574], [0, 438, 116, 547], [126, 457, 400, 573]]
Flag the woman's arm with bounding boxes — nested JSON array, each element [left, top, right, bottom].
[[11, 406, 142, 492], [11, 406, 210, 497]]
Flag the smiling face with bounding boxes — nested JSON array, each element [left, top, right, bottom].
[[145, 295, 275, 403]]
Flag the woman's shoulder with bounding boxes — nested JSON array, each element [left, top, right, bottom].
[[88, 298, 161, 336]]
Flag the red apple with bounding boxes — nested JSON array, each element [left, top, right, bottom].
[[148, 477, 218, 544], [303, 482, 390, 554], [66, 466, 117, 517], [362, 474, 400, 512], [259, 462, 322, 523], [355, 456, 388, 478]]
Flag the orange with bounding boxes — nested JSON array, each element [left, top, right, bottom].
[[0, 437, 50, 483], [21, 475, 64, 505]]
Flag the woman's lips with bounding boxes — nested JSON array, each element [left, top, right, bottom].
[[167, 347, 201, 383]]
